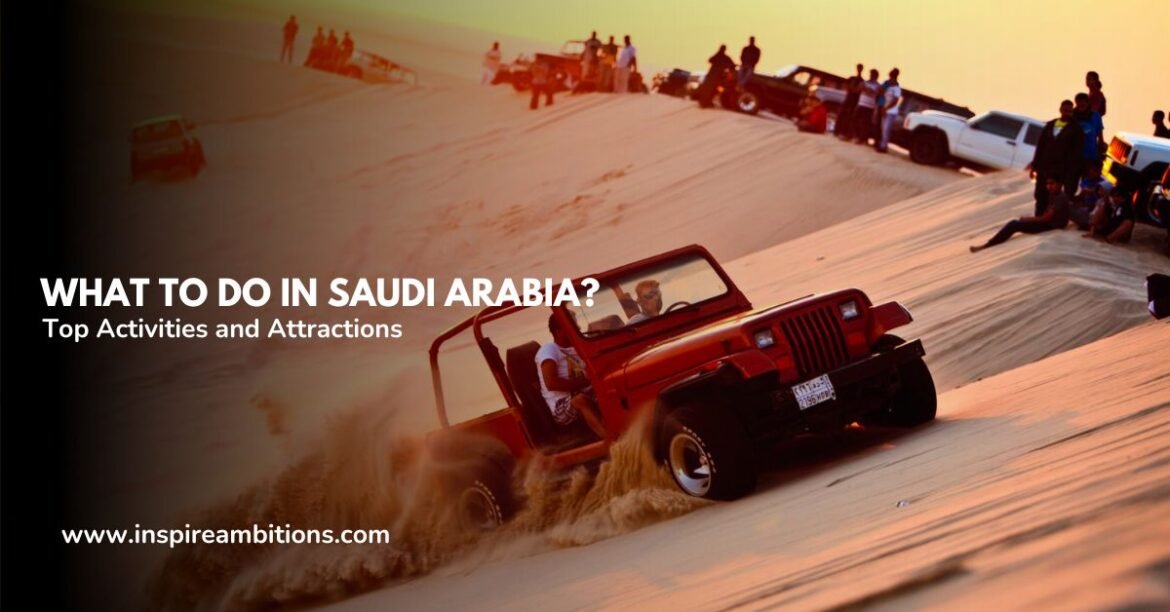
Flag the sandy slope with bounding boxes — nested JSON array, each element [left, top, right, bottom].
[[66, 7, 1170, 610], [337, 322, 1170, 611]]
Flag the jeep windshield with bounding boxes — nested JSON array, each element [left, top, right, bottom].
[[568, 253, 729, 337], [133, 121, 184, 143]]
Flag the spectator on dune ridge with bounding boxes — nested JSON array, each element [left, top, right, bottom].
[[482, 41, 501, 85], [797, 88, 828, 133], [1069, 161, 1111, 231], [305, 26, 324, 67], [696, 44, 735, 108], [1154, 110, 1170, 138], [1026, 99, 1083, 216], [339, 31, 354, 65], [969, 176, 1070, 253], [599, 35, 618, 92], [280, 15, 298, 64], [875, 68, 902, 153], [1074, 92, 1106, 169], [324, 29, 339, 68], [738, 36, 760, 88], [582, 31, 601, 83], [1083, 188, 1135, 245], [614, 35, 637, 93], [1086, 71, 1107, 117], [835, 63, 863, 140], [853, 68, 880, 145], [529, 61, 555, 110]]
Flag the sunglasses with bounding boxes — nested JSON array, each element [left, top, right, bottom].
[[639, 289, 661, 300]]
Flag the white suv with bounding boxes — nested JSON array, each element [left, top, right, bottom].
[[902, 110, 1045, 171], [1102, 132, 1170, 200]]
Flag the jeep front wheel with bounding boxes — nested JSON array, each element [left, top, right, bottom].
[[864, 335, 937, 428], [663, 406, 755, 500], [910, 131, 947, 166]]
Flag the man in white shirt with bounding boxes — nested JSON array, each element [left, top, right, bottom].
[[536, 314, 606, 439], [482, 41, 501, 85], [876, 68, 902, 153], [614, 35, 637, 93]]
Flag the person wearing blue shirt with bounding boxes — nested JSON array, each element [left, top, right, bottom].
[[1073, 92, 1105, 166]]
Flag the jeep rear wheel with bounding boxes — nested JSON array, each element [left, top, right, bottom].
[[864, 335, 937, 428], [910, 131, 947, 166], [454, 461, 514, 531], [663, 405, 755, 500]]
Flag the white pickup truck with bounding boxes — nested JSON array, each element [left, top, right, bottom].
[[902, 110, 1045, 170], [1103, 132, 1170, 199]]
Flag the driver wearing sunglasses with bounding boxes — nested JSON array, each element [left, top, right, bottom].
[[627, 279, 663, 324]]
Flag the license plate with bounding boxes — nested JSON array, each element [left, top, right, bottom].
[[792, 374, 836, 410]]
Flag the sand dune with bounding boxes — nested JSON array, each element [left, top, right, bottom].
[[339, 322, 1170, 611], [66, 7, 1170, 611]]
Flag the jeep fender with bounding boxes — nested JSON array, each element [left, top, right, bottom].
[[651, 351, 776, 459], [869, 301, 913, 344], [913, 125, 950, 149]]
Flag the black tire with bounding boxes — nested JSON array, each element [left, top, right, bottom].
[[737, 91, 760, 115], [661, 405, 755, 501], [453, 460, 514, 531], [910, 131, 947, 165], [863, 335, 937, 428]]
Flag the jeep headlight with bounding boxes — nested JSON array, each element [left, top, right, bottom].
[[753, 329, 775, 349], [839, 300, 861, 320]]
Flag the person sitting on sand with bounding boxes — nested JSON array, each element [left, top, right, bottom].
[[627, 280, 663, 324], [1083, 188, 1135, 244], [305, 26, 325, 67], [536, 314, 605, 439], [970, 176, 1070, 252], [797, 88, 828, 134], [1069, 161, 1111, 230]]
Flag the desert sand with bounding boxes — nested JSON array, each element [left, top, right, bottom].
[[68, 6, 1169, 610]]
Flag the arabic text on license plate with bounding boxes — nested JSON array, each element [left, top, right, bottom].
[[793, 374, 836, 410]]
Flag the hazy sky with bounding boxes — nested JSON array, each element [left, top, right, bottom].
[[323, 0, 1169, 138]]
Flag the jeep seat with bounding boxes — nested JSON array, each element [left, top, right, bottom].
[[505, 341, 594, 450]]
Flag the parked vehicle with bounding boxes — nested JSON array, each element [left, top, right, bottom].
[[130, 115, 205, 182], [1138, 163, 1170, 230], [901, 110, 1044, 170], [1103, 132, 1170, 224], [654, 68, 701, 98], [888, 94, 974, 149], [493, 40, 587, 92], [337, 49, 417, 85], [429, 245, 936, 527], [735, 65, 849, 118]]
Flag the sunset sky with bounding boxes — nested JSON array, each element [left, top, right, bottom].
[[332, 0, 1169, 139]]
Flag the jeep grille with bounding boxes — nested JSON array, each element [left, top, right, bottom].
[[779, 307, 850, 377]]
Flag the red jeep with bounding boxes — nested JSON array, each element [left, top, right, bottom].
[[430, 245, 935, 526]]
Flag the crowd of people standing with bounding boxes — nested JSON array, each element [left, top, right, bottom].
[[279, 15, 356, 73]]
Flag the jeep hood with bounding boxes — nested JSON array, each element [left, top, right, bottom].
[[621, 292, 853, 389]]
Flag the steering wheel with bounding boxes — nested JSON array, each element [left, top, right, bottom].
[[664, 300, 692, 313]]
